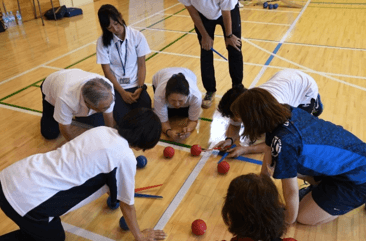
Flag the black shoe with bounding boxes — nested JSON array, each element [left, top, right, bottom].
[[299, 185, 313, 201]]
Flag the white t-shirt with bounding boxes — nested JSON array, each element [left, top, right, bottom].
[[0, 127, 136, 220], [229, 69, 319, 126], [42, 69, 115, 125], [96, 26, 151, 89], [152, 67, 202, 123], [179, 0, 238, 20]]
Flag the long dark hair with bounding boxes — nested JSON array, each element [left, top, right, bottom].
[[218, 86, 247, 119], [222, 174, 287, 241], [98, 4, 127, 47], [165, 73, 190, 100], [230, 88, 291, 142], [118, 108, 162, 150]]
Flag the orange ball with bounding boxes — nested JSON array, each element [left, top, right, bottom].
[[218, 161, 230, 174], [164, 146, 175, 158], [191, 219, 207, 236], [191, 144, 202, 156]]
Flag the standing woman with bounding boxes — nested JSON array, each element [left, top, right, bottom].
[[97, 4, 151, 123], [152, 67, 202, 141]]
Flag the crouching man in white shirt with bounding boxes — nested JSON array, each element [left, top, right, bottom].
[[0, 108, 166, 241], [41, 68, 116, 141]]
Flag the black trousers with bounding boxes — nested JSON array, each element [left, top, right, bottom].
[[195, 3, 244, 93], [0, 183, 65, 241], [113, 87, 152, 124], [40, 83, 106, 140]]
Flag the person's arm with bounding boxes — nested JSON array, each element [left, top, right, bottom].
[[180, 119, 198, 140], [59, 123, 86, 141], [185, 5, 213, 50], [162, 121, 179, 141], [213, 123, 241, 150], [131, 56, 146, 100], [227, 142, 267, 158], [260, 144, 273, 176], [101, 64, 136, 104], [221, 10, 241, 51], [120, 202, 166, 241], [103, 112, 116, 128], [282, 177, 299, 225]]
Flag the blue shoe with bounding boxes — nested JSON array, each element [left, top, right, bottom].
[[299, 185, 313, 201]]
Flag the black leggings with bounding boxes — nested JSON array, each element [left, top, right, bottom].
[[0, 183, 65, 241]]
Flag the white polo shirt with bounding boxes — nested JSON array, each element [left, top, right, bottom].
[[152, 67, 202, 123], [179, 0, 238, 20], [42, 69, 115, 125], [96, 26, 151, 90], [0, 127, 136, 220], [229, 69, 319, 126]]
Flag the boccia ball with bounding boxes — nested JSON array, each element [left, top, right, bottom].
[[273, 3, 279, 9], [263, 2, 268, 8], [218, 161, 230, 174], [119, 216, 129, 231], [268, 4, 273, 9], [191, 219, 207, 236], [164, 146, 175, 158], [107, 196, 119, 210], [191, 144, 202, 156], [136, 155, 147, 168]]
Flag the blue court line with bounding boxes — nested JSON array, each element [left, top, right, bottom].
[[217, 152, 262, 166], [264, 43, 283, 66]]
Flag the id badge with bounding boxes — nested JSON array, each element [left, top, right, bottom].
[[119, 77, 130, 84]]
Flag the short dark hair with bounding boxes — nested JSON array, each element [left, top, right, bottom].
[[98, 4, 127, 47], [117, 108, 162, 150], [165, 73, 190, 100], [82, 78, 112, 107], [218, 86, 247, 119], [230, 88, 291, 142], [222, 173, 287, 241]]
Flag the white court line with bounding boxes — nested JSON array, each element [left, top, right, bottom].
[[249, 0, 311, 88], [0, 3, 181, 86], [41, 65, 63, 71], [154, 142, 216, 230], [62, 222, 115, 241], [241, 7, 301, 13], [164, 13, 291, 26], [0, 103, 42, 116]]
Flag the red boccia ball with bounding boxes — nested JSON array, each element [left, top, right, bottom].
[[191, 144, 202, 156], [191, 219, 207, 236], [164, 146, 175, 158], [218, 161, 230, 174]]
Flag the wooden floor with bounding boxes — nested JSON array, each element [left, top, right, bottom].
[[1, 0, 366, 240]]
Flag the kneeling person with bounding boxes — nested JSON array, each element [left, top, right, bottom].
[[0, 108, 166, 241], [153, 67, 202, 141], [41, 69, 115, 141]]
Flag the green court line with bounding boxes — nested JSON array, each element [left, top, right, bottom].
[[199, 117, 212, 122], [143, 8, 186, 30], [160, 139, 192, 148], [0, 102, 42, 113], [0, 78, 45, 102], [308, 5, 366, 9], [64, 53, 97, 69], [311, 1, 366, 4]]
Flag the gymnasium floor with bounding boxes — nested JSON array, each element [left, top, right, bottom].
[[0, 0, 365, 240]]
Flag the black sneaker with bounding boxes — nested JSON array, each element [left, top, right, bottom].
[[299, 185, 313, 201], [201, 92, 216, 109]]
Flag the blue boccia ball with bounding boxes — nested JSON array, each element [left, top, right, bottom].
[[273, 3, 278, 9], [268, 4, 273, 9], [107, 196, 119, 210], [263, 2, 268, 8], [136, 155, 147, 168], [119, 216, 129, 231]]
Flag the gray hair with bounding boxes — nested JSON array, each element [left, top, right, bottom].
[[81, 78, 113, 107]]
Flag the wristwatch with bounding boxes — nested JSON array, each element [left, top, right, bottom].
[[225, 33, 233, 39], [137, 84, 147, 91]]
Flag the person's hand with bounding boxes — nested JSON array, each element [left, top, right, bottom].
[[226, 146, 248, 158], [177, 127, 192, 140], [225, 34, 241, 51], [120, 90, 137, 104], [167, 129, 179, 141], [201, 34, 213, 51], [137, 229, 166, 241], [131, 88, 142, 101], [213, 139, 233, 151]]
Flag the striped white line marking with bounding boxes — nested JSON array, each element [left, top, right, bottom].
[[62, 222, 115, 241], [241, 7, 301, 13], [154, 142, 215, 230], [41, 65, 63, 71], [249, 0, 311, 88], [0, 103, 42, 116]]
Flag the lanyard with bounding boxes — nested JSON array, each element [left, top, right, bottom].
[[115, 39, 128, 76]]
